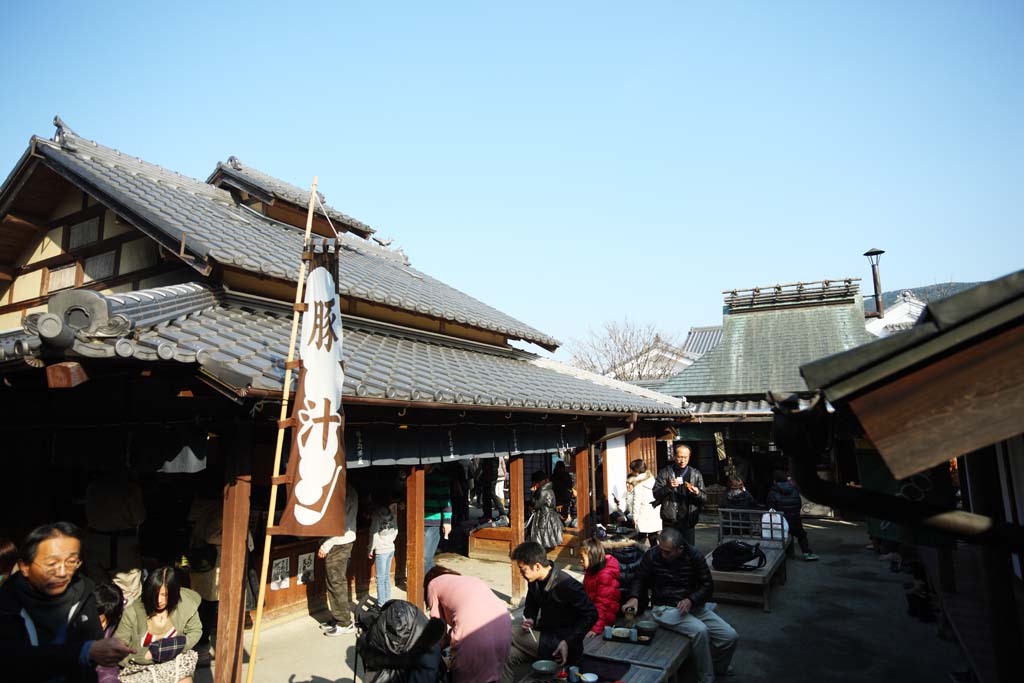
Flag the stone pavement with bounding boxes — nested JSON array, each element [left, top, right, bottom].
[[202, 518, 965, 682]]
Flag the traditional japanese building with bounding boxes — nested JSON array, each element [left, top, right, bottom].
[[0, 118, 687, 682], [655, 279, 874, 503]]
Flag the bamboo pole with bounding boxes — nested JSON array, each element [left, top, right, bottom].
[[245, 177, 319, 683]]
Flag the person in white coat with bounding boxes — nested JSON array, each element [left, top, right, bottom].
[[626, 459, 662, 548]]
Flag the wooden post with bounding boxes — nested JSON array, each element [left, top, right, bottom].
[[509, 453, 526, 604], [598, 440, 606, 520], [405, 465, 426, 609], [573, 446, 591, 537], [215, 422, 251, 683]]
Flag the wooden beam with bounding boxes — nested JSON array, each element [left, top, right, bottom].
[[509, 453, 526, 604], [0, 263, 183, 316], [0, 265, 13, 282], [45, 362, 89, 388], [216, 423, 252, 683], [405, 465, 426, 609], [4, 211, 49, 233], [850, 323, 1024, 479]]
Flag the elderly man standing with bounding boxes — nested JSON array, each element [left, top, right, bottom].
[[653, 442, 707, 548], [501, 541, 597, 683], [622, 527, 738, 682], [0, 522, 136, 681]]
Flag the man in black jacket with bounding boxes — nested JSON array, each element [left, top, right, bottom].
[[622, 528, 737, 683], [501, 541, 597, 683], [0, 522, 135, 682], [652, 443, 707, 547]]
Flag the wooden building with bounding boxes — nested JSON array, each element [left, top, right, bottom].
[[776, 269, 1024, 683], [0, 118, 687, 682], [655, 279, 875, 505]]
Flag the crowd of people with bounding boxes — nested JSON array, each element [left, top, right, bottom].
[[4, 444, 822, 682], [0, 522, 201, 683]]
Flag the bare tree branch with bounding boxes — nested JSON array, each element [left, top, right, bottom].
[[566, 318, 683, 381]]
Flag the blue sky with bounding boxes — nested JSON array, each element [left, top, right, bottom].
[[2, 1, 1021, 357]]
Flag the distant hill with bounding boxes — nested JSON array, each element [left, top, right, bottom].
[[864, 282, 982, 314]]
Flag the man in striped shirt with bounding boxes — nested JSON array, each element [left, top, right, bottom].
[[424, 465, 452, 573]]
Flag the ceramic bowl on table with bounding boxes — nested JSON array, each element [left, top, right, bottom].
[[580, 674, 599, 683], [531, 659, 559, 680]]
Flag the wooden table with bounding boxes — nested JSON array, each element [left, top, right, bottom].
[[517, 663, 663, 683], [582, 613, 691, 683]]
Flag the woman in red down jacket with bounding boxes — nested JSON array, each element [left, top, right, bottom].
[[580, 537, 621, 639]]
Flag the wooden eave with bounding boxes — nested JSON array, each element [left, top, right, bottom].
[[849, 320, 1024, 479], [218, 265, 518, 350]]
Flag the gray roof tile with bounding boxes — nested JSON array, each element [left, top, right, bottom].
[[660, 294, 875, 398], [30, 130, 559, 349], [10, 283, 683, 416], [680, 326, 723, 358]]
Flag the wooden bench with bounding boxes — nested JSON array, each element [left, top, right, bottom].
[[704, 508, 791, 612]]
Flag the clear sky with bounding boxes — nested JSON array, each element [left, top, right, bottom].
[[2, 1, 1021, 358]]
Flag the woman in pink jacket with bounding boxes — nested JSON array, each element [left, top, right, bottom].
[[580, 538, 621, 639], [424, 565, 511, 683]]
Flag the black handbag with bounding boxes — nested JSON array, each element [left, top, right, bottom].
[[711, 541, 767, 571]]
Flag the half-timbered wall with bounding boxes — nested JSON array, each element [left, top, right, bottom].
[[0, 188, 189, 330]]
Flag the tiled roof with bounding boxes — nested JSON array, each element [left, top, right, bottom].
[[26, 126, 559, 349], [660, 292, 875, 398], [208, 157, 374, 237], [863, 282, 983, 314], [680, 326, 722, 358], [4, 283, 684, 416], [688, 400, 772, 417]]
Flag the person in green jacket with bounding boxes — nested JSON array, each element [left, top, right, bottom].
[[115, 566, 201, 683]]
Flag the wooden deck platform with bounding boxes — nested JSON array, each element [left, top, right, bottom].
[[468, 525, 580, 566]]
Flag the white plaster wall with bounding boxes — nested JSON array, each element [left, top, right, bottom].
[[605, 429, 628, 513]]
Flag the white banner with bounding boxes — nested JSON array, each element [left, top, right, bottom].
[[293, 266, 345, 527]]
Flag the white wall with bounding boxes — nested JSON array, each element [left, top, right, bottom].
[[605, 429, 628, 513]]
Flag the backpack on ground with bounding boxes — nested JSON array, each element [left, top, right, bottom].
[[711, 540, 767, 571]]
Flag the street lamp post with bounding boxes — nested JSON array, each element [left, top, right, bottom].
[[864, 248, 885, 318]]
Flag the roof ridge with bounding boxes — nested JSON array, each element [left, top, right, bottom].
[[45, 127, 220, 196]]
